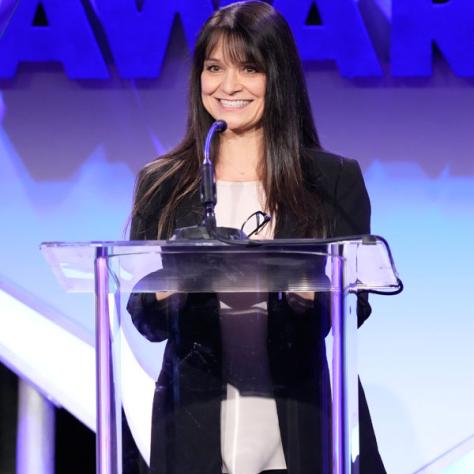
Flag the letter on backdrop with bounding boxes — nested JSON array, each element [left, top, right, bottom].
[[392, 0, 474, 76], [274, 0, 382, 77], [93, 0, 214, 78], [0, 0, 108, 79]]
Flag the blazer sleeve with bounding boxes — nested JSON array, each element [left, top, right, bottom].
[[333, 158, 371, 237], [127, 167, 172, 342], [126, 292, 181, 342], [334, 158, 372, 327]]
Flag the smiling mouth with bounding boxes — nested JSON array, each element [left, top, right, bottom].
[[218, 99, 252, 109]]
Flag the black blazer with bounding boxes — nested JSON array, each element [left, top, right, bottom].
[[127, 150, 386, 474]]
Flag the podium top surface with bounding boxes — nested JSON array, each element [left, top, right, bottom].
[[40, 235, 402, 294]]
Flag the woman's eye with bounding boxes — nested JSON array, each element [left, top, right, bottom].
[[244, 65, 258, 73], [206, 64, 221, 72]]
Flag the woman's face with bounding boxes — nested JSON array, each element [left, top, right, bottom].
[[201, 38, 266, 134]]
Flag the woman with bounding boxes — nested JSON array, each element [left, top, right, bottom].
[[127, 2, 386, 473]]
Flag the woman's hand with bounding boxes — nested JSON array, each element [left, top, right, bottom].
[[155, 291, 175, 301], [286, 291, 315, 314], [289, 292, 314, 301]]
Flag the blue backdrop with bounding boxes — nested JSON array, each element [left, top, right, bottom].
[[1, 1, 473, 473]]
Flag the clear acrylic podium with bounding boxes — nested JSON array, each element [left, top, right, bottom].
[[41, 236, 401, 474]]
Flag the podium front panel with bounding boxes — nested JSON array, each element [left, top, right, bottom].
[[41, 237, 401, 474]]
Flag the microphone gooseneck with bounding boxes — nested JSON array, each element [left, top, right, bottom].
[[201, 120, 227, 236], [203, 120, 227, 165], [172, 119, 247, 241]]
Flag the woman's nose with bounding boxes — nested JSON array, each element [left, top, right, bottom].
[[220, 68, 242, 94]]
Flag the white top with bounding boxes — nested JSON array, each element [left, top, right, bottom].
[[214, 180, 273, 239], [215, 180, 286, 474]]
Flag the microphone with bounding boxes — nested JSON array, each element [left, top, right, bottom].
[[201, 120, 227, 235], [171, 119, 246, 241]]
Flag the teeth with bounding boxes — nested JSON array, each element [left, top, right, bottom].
[[219, 99, 250, 108]]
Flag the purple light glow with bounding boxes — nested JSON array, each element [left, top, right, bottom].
[[0, 92, 5, 122]]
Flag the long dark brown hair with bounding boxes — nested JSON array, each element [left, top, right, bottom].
[[132, 1, 326, 238]]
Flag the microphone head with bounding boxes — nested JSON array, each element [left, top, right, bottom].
[[214, 120, 227, 132]]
